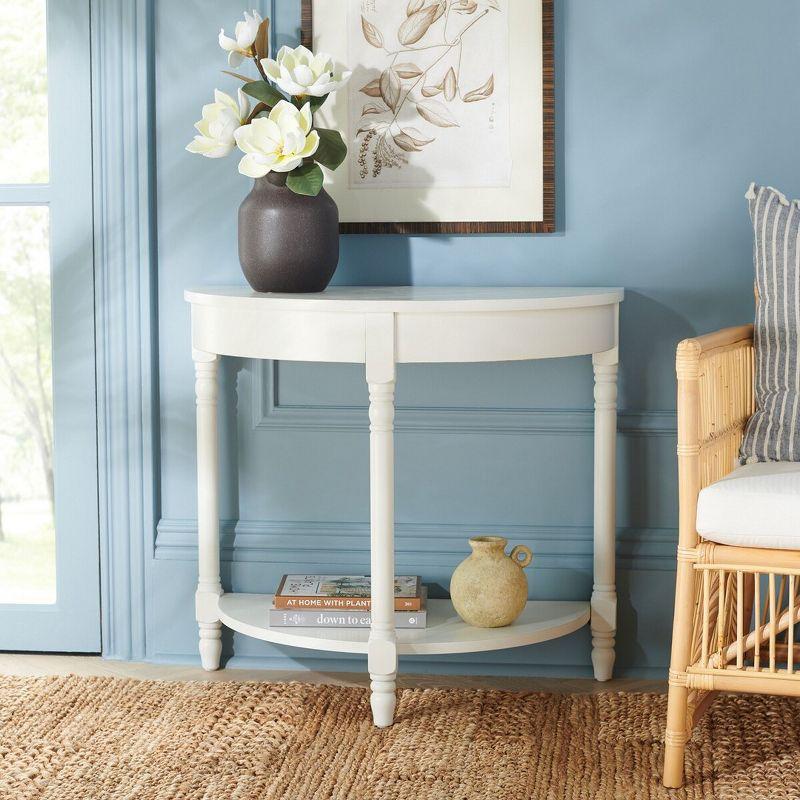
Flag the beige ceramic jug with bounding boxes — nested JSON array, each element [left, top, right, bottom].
[[450, 536, 533, 628]]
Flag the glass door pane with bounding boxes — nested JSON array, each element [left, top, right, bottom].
[[0, 0, 99, 651], [0, 0, 49, 183], [0, 206, 55, 604]]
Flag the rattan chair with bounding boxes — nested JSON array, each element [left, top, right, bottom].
[[663, 322, 800, 787]]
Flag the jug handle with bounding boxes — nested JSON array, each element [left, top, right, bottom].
[[510, 545, 533, 568]]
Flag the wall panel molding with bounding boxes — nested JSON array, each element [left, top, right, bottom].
[[92, 0, 158, 661], [155, 518, 677, 572], [253, 361, 677, 436]]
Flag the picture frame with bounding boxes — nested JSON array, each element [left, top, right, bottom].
[[301, 0, 554, 234]]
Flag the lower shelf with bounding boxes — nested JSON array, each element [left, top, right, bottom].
[[217, 593, 590, 656]]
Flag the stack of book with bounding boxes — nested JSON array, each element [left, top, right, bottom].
[[269, 574, 427, 628]]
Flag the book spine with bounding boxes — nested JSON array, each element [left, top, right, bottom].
[[273, 596, 422, 611], [269, 609, 427, 629]]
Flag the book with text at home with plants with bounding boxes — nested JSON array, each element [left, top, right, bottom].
[[270, 589, 428, 628], [274, 574, 423, 610]]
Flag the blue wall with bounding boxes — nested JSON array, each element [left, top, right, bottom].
[[143, 0, 800, 676]]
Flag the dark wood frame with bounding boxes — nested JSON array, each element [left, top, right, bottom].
[[301, 0, 555, 234]]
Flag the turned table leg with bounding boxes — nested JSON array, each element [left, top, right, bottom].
[[366, 314, 398, 727], [591, 351, 618, 681], [194, 349, 223, 671]]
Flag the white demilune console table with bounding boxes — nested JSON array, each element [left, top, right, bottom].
[[185, 286, 624, 727]]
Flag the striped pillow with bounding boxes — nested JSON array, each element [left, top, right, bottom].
[[740, 183, 800, 463]]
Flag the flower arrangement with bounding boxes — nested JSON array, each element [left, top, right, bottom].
[[186, 11, 351, 197]]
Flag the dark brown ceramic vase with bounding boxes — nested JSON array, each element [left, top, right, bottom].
[[238, 172, 339, 293]]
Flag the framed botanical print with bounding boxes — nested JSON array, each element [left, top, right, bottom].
[[302, 0, 554, 234]]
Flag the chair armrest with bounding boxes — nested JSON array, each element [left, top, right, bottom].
[[676, 324, 755, 452], [678, 324, 754, 358], [675, 325, 755, 547]]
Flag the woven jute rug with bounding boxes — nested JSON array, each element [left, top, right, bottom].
[[1, 676, 799, 799]]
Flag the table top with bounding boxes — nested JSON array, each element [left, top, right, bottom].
[[185, 286, 624, 313]]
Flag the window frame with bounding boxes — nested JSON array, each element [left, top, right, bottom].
[[0, 0, 100, 652]]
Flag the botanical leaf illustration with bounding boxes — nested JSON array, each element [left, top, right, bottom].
[[398, 5, 439, 46], [354, 0, 500, 180], [254, 16, 270, 60], [361, 16, 385, 48], [430, 0, 447, 21], [393, 132, 421, 152], [421, 84, 442, 97], [359, 78, 383, 97], [357, 119, 388, 135], [416, 100, 459, 127], [403, 127, 435, 146], [361, 101, 387, 115], [393, 127, 435, 152], [443, 67, 457, 101], [394, 63, 423, 79], [463, 74, 494, 102], [379, 69, 402, 112]]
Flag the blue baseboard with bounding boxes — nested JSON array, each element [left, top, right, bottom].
[[137, 651, 667, 681]]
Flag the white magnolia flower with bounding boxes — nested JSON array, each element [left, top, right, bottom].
[[261, 45, 352, 98], [186, 89, 250, 158], [234, 100, 320, 177], [218, 9, 262, 67]]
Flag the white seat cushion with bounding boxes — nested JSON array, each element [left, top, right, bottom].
[[696, 461, 800, 549]]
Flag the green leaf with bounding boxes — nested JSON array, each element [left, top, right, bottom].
[[310, 94, 328, 112], [286, 162, 324, 196], [242, 80, 284, 108], [291, 94, 327, 113], [314, 128, 347, 171]]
